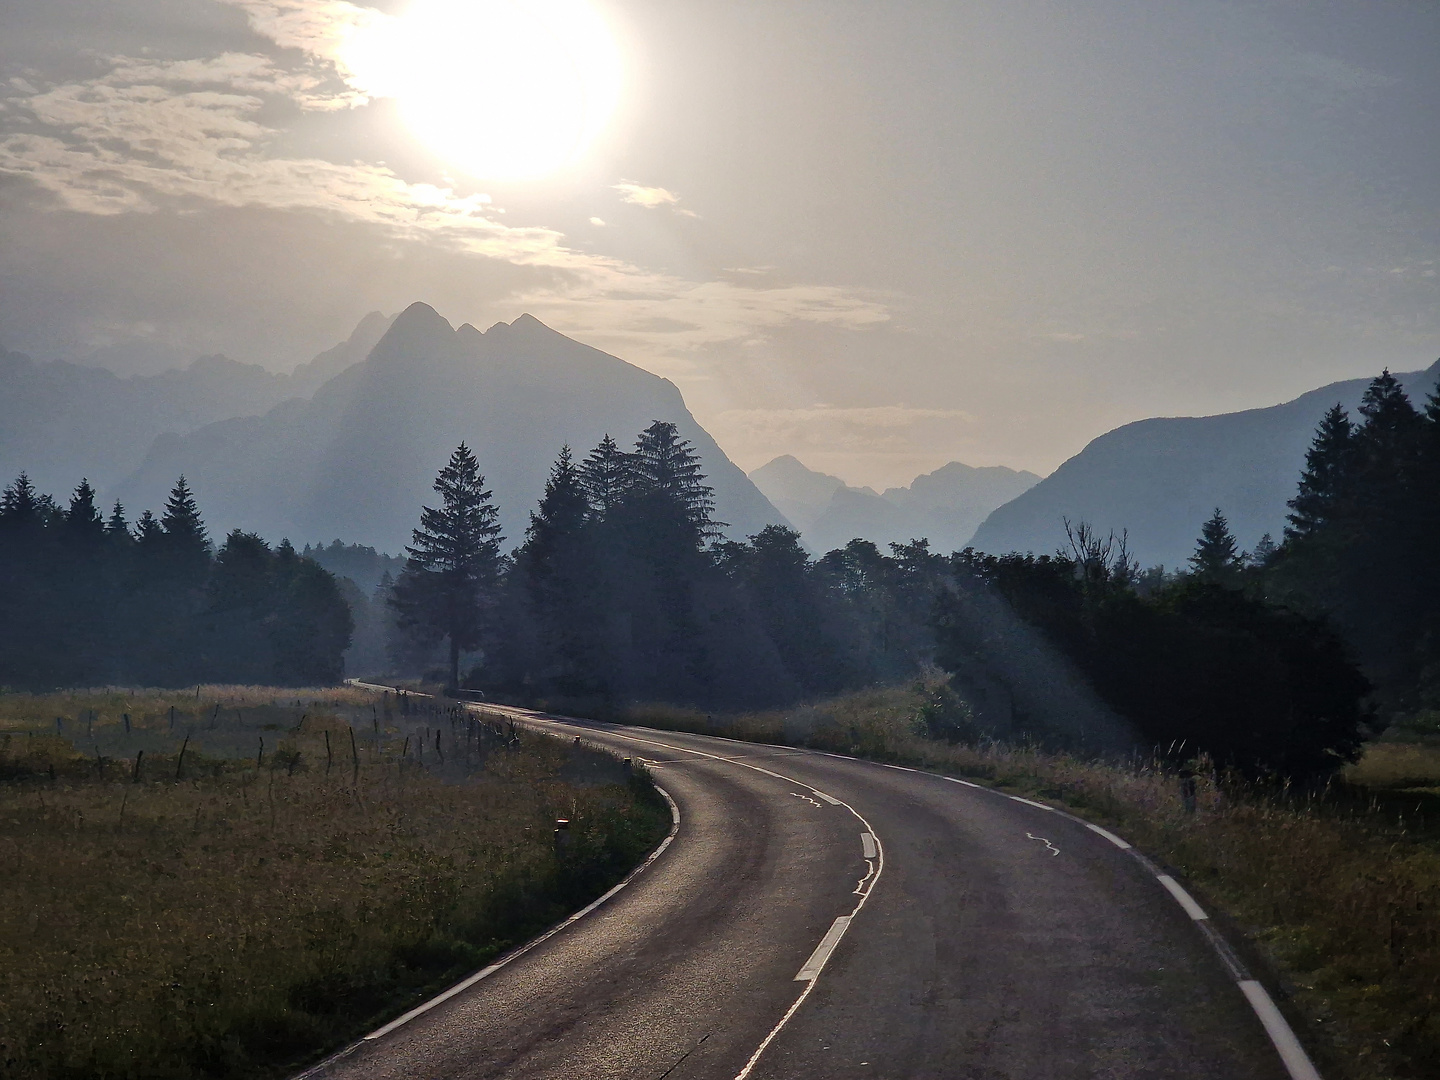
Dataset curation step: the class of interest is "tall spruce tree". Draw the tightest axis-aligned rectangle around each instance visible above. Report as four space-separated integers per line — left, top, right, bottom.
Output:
159 476 211 585
581 434 633 519
390 443 504 689
631 420 720 543
65 480 104 541
522 446 600 691
1189 508 1242 582
1285 403 1354 541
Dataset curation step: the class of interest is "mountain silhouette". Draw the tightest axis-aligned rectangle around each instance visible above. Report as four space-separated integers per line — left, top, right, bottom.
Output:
0 312 392 498
118 304 787 552
970 360 1440 568
750 455 1039 554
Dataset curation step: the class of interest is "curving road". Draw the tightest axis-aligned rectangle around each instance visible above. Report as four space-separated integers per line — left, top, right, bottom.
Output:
303 706 1313 1080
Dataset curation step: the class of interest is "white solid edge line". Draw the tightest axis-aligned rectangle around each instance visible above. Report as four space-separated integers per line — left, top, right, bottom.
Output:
477 705 888 1080
1009 795 1054 811
1239 980 1323 1080
860 832 878 859
794 915 852 981
943 776 984 788
813 788 842 805
1155 874 1210 922
1083 821 1133 849
362 784 681 1042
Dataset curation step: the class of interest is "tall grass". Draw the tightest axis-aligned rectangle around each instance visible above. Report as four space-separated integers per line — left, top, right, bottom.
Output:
0 687 669 1079
620 685 1440 1080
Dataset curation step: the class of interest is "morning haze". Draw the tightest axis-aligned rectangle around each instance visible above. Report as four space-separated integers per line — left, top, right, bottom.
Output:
2 3 1439 1078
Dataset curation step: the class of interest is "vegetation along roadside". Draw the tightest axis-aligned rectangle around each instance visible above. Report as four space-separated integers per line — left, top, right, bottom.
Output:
602 683 1440 1080
0 685 671 1080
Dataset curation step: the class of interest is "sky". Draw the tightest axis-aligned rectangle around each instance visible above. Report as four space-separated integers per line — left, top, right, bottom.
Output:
0 0 1436 488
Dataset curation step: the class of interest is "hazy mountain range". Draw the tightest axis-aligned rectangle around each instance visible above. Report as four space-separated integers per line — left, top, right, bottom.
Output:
113 303 785 552
750 455 1041 554
969 360 1440 569
0 312 393 498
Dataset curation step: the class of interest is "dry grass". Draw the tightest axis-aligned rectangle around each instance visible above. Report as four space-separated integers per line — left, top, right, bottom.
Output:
622 686 1440 1080
0 687 669 1080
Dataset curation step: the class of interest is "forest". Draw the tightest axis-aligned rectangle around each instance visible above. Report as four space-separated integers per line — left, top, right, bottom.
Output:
0 476 352 688
3 370 1435 779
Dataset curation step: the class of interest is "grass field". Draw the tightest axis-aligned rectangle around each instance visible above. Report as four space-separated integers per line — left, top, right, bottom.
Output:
0 686 670 1080
616 685 1440 1080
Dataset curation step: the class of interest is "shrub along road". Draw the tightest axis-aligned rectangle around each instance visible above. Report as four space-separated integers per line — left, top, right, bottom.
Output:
301 708 1302 1080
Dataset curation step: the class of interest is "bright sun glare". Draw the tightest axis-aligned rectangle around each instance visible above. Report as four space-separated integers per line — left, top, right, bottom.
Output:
344 0 622 181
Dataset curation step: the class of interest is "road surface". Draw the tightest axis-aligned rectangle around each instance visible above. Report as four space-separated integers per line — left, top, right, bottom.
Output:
302 707 1310 1080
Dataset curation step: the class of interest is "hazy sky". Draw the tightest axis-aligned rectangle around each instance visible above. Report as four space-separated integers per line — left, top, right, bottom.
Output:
1 0 1436 487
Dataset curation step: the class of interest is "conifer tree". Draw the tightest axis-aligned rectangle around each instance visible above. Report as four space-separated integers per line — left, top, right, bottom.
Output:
133 509 162 546
158 476 211 584
1189 508 1241 582
1356 369 1422 457
65 480 104 540
0 472 41 530
1285 403 1354 541
631 420 720 543
581 434 633 519
105 500 130 540
527 446 588 558
390 443 504 689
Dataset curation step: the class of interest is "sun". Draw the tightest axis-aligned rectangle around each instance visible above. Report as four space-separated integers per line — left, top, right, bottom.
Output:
345 0 622 182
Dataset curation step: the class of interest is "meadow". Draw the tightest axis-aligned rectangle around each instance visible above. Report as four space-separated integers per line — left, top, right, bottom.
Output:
615 685 1440 1080
0 686 669 1079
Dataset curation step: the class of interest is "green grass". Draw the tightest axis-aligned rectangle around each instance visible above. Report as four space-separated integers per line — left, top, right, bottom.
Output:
0 687 670 1079
615 684 1440 1080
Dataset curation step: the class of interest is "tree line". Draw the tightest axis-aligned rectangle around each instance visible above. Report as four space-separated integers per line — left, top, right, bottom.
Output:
0 475 352 688
385 421 939 707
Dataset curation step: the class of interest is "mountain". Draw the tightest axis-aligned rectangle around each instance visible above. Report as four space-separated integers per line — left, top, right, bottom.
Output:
750 455 1040 554
118 303 788 552
970 360 1440 568
748 455 850 533
0 312 392 498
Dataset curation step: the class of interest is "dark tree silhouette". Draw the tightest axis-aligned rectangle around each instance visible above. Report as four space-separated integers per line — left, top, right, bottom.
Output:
390 443 504 690
580 434 632 517
1189 508 1241 582
1285 403 1354 541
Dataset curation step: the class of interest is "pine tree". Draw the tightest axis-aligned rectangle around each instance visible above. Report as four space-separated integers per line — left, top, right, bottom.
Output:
1285 404 1355 541
1250 533 1278 567
1189 508 1241 582
526 446 589 558
65 479 104 541
522 446 602 690
105 500 131 541
389 443 504 689
158 476 210 584
133 509 163 546
0 472 40 530
1358 369 1421 442
631 420 721 543
581 434 633 519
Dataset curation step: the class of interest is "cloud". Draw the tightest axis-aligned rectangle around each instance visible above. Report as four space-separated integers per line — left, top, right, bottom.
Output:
0 6 887 368
613 179 681 209
589 216 605 226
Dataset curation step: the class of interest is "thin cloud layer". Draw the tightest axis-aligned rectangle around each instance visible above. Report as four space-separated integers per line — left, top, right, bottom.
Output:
614 180 680 209
0 0 886 364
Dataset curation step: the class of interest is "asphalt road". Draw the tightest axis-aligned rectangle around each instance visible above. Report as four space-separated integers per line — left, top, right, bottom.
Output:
303 709 1306 1080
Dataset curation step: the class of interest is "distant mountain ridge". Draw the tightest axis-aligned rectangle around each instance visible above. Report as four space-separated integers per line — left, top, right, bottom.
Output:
970 360 1440 568
117 303 787 552
0 312 392 497
750 455 1040 554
